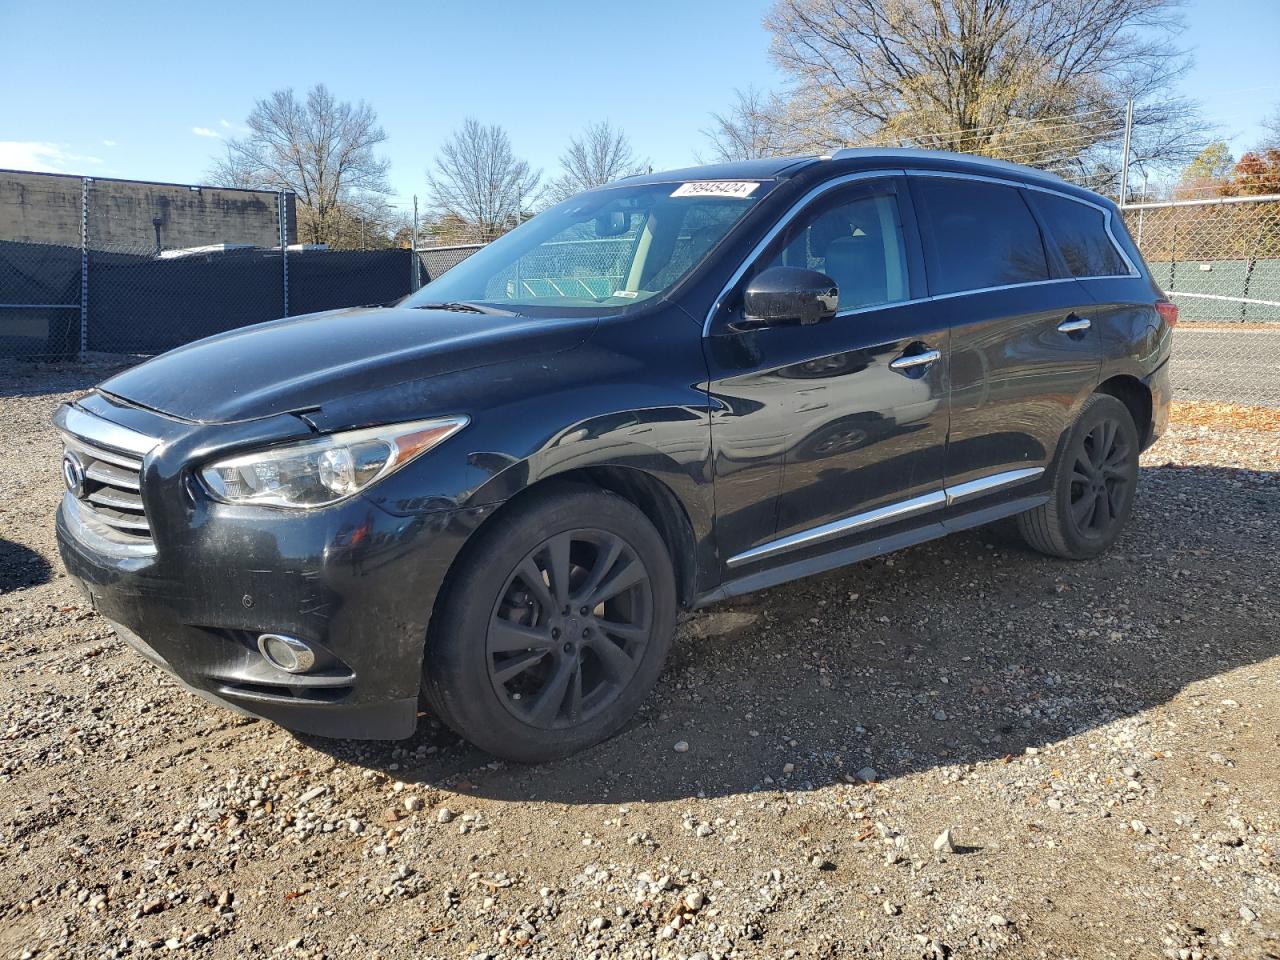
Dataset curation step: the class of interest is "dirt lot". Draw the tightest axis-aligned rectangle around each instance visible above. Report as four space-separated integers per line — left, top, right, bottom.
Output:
1 366 1277 960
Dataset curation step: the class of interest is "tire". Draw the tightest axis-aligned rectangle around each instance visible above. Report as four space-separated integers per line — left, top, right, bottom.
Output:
1017 393 1140 560
422 482 677 762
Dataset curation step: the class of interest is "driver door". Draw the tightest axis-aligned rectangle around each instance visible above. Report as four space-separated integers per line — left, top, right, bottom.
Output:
705 175 950 572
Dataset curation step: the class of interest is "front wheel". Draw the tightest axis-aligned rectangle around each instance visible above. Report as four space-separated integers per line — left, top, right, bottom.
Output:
1017 393 1140 559
422 483 677 762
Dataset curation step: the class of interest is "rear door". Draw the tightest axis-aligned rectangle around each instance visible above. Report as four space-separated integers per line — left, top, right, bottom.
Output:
907 173 1101 497
1021 189 1158 424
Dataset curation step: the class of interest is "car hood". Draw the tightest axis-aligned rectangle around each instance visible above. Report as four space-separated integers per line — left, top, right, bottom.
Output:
99 306 598 424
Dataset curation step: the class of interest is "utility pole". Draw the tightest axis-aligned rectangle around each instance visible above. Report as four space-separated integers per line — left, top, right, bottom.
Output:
1119 98 1134 207
411 195 421 291
278 190 289 317
80 177 91 359
1137 170 1149 245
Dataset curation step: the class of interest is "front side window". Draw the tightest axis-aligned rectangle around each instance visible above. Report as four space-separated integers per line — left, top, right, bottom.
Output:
756 183 911 312
914 178 1050 294
404 181 767 316
1028 191 1131 278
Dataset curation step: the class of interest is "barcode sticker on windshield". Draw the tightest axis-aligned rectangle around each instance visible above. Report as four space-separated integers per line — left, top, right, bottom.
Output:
671 181 760 199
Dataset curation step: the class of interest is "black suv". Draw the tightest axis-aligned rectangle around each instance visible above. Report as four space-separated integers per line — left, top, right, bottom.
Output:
54 149 1173 761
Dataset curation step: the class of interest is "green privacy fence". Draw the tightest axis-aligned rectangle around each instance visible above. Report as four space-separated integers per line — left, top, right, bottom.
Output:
1145 258 1280 323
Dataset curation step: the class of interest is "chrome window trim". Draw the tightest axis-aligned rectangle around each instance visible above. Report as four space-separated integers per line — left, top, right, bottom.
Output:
703 165 1142 337
726 466 1046 568
905 168 1142 279
830 147 1069 184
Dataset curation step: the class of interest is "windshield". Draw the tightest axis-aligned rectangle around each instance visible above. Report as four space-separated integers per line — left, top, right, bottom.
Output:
404 180 769 315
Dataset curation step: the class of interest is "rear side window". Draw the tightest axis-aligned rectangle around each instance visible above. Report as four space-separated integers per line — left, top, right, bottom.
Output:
1028 191 1131 278
913 178 1049 294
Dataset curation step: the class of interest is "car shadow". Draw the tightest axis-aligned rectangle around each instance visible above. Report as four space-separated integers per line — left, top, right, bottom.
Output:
301 461 1280 804
0 539 53 594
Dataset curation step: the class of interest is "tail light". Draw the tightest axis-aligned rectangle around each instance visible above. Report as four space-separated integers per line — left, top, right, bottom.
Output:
1155 299 1179 327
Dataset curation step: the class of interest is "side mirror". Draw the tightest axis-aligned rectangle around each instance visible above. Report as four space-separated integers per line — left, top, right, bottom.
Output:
741 266 839 328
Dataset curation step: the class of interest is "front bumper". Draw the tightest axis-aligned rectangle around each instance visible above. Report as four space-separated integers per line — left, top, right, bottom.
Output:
57 485 491 741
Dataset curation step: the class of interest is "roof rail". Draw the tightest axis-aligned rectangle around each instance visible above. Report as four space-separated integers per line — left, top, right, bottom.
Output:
829 147 1066 183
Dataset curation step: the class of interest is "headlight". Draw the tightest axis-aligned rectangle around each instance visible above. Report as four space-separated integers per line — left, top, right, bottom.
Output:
199 416 468 508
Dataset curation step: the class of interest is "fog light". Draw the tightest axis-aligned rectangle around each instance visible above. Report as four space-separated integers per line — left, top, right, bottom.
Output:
257 633 316 674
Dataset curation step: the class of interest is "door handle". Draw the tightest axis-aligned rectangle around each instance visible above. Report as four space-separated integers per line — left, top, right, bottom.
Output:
889 348 941 371
1057 316 1092 333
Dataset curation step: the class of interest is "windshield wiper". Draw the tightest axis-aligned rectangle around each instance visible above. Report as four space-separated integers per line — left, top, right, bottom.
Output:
412 300 515 317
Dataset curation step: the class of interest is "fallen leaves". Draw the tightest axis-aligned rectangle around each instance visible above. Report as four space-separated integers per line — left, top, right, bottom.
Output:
1171 401 1280 433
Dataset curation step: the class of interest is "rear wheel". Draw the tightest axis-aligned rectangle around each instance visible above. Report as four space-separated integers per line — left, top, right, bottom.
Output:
423 483 676 762
1017 393 1139 559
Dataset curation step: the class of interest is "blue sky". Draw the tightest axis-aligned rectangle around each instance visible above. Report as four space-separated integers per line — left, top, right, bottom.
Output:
1 0 1276 211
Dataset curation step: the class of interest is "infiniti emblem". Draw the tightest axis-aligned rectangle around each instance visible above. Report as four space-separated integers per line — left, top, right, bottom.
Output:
62 451 87 500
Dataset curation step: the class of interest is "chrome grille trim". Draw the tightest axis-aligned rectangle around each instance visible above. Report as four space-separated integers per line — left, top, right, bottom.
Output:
54 404 157 544
84 460 140 491
86 486 145 511
57 403 157 457
61 433 143 470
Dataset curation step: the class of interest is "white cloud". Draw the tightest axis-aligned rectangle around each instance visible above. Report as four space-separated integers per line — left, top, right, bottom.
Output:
102 139 118 148
219 118 232 129
0 141 103 173
192 126 222 139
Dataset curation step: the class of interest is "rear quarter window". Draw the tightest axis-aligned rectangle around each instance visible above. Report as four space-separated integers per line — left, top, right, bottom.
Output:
913 178 1050 294
1027 191 1131 278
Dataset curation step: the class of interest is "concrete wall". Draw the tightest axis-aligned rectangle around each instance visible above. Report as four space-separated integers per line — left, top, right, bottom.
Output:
0 169 296 250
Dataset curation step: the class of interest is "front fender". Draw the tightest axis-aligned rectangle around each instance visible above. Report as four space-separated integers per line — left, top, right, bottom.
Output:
462 396 717 592
319 312 719 585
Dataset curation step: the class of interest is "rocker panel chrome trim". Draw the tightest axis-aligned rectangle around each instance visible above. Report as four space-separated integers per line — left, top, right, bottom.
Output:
727 491 946 568
726 466 1046 568
944 466 1044 506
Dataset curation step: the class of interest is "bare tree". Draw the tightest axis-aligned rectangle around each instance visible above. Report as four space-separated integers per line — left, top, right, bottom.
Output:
208 84 392 247
426 119 541 240
1263 104 1280 148
548 121 647 202
700 87 786 162
762 0 1207 179
325 198 406 250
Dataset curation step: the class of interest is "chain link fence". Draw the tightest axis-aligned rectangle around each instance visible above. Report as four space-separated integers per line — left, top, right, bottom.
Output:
1119 195 1280 407
1 237 419 362
415 243 484 284
1 173 418 363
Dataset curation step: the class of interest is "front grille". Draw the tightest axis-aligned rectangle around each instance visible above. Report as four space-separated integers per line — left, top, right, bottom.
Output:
55 403 159 546
63 435 151 540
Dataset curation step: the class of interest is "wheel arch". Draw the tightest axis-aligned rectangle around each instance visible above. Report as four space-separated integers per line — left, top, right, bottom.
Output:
1095 374 1154 448
430 464 702 653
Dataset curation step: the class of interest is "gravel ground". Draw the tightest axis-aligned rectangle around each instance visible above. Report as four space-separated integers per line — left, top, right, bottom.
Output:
1 365 1277 960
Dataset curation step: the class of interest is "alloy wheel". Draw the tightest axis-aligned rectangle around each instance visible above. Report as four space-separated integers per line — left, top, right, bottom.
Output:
486 529 653 730
1067 416 1134 540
